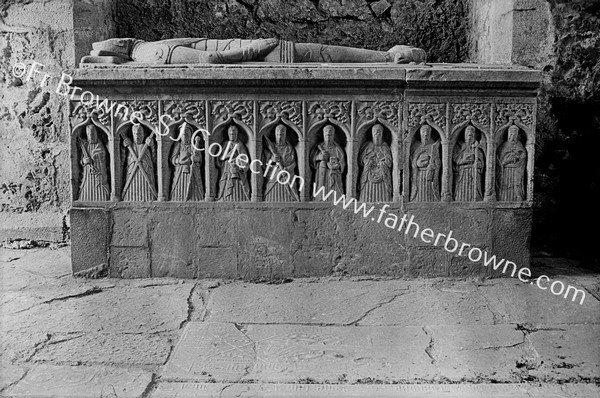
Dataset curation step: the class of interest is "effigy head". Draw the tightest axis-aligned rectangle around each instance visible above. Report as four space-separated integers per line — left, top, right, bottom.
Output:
179 123 192 145
227 125 239 142
92 38 136 59
419 124 432 143
465 125 476 144
275 124 287 144
372 124 384 145
508 125 519 143
86 124 98 144
323 125 335 144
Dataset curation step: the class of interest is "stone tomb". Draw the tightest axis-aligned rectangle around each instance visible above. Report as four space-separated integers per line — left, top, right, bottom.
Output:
69 64 540 279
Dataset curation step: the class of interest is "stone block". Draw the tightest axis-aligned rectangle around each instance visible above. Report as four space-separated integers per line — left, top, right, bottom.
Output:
149 209 198 278
291 208 339 247
291 245 332 277
338 242 407 277
194 208 237 246
196 248 237 278
490 209 532 277
405 247 449 277
70 208 109 274
237 208 292 247
238 244 293 281
449 249 490 277
405 207 490 248
112 208 148 247
110 246 150 278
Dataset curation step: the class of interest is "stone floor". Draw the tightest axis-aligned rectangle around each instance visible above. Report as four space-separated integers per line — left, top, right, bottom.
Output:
1 246 599 397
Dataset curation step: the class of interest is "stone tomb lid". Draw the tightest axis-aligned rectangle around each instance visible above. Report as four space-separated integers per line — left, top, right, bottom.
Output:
71 63 541 89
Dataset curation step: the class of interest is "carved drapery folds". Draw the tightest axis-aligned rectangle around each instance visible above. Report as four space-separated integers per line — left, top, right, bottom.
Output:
70 98 534 204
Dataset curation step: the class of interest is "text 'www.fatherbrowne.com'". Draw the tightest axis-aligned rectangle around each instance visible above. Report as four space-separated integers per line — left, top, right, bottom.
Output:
312 183 586 305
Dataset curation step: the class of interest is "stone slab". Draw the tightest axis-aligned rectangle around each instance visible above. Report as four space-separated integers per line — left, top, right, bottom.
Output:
428 324 525 381
69 208 109 274
205 280 410 325
161 322 435 383
0 212 65 243
3 282 194 334
2 364 151 398
150 382 600 398
32 332 172 366
527 325 600 381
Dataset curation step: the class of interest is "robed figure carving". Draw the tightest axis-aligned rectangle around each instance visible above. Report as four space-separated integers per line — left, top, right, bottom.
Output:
78 124 110 201
122 124 157 201
497 125 527 201
217 125 251 201
311 125 346 200
410 124 441 202
359 124 393 202
170 123 204 201
453 126 485 202
263 124 299 202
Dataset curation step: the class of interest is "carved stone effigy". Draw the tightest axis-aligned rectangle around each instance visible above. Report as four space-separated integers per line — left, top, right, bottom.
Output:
217 125 251 202
310 125 346 201
410 125 441 202
263 124 299 202
69 58 540 279
453 126 486 202
497 125 527 202
121 124 157 202
358 124 393 202
170 123 204 201
77 124 110 201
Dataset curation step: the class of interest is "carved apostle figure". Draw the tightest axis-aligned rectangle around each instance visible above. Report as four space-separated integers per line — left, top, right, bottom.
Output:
497 125 527 201
263 124 299 202
311 125 346 200
453 126 485 202
83 38 427 65
410 124 441 202
170 123 204 201
359 124 393 202
78 124 110 201
122 124 157 201
217 125 251 201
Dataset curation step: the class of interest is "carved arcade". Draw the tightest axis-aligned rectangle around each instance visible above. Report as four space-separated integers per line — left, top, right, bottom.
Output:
70 99 536 205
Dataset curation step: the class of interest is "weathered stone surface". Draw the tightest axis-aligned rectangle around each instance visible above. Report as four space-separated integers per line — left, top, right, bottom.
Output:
527 325 600 381
3 282 194 334
291 245 333 277
355 280 500 326
482 279 600 325
32 332 172 366
490 209 532 276
70 208 109 274
112 208 149 247
206 280 410 325
428 324 525 381
405 247 449 277
162 322 434 383
110 246 151 278
151 382 600 398
2 364 151 398
0 362 27 392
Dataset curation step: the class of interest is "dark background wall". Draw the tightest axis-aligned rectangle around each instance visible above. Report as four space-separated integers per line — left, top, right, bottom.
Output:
115 0 470 63
533 0 599 264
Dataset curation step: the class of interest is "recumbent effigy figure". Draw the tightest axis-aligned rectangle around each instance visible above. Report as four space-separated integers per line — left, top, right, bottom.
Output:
358 124 393 202
82 38 427 65
170 123 204 202
78 124 110 201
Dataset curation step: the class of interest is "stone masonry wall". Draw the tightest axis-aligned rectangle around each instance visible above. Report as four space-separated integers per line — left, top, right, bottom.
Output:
115 0 470 63
0 0 115 242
